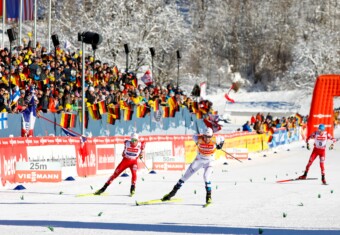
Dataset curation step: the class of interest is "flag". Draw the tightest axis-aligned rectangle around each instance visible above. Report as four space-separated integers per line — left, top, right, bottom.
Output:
98 100 107 114
62 127 78 137
21 96 36 137
10 87 20 105
295 113 303 125
0 0 3 18
79 136 88 163
88 103 101 120
192 101 198 114
141 70 153 86
60 113 76 128
161 106 169 118
6 0 33 21
108 104 120 119
168 96 178 117
123 108 133 121
0 112 8 130
136 104 149 118
131 77 138 88
224 93 235 103
196 111 203 119
107 114 116 125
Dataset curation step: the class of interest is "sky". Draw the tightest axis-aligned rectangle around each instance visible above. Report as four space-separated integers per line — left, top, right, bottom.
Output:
1 89 340 235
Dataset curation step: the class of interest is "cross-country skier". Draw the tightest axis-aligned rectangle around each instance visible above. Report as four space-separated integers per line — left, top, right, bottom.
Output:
162 127 224 205
95 133 145 196
298 124 336 184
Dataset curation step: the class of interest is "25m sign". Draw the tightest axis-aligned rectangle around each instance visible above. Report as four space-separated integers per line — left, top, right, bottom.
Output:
15 162 62 183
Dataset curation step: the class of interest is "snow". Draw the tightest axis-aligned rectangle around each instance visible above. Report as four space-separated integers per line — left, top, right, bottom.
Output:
1 89 340 235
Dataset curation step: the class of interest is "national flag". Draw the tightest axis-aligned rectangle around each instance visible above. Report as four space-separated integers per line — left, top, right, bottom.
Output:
6 0 34 21
192 101 198 114
108 104 120 119
62 127 78 137
10 74 20 87
79 110 89 129
123 108 133 121
98 100 107 114
295 113 303 125
196 111 203 119
0 0 3 18
60 113 76 128
161 106 169 118
130 96 142 105
87 103 101 120
131 77 138 88
107 113 116 125
0 112 8 130
168 96 178 117
224 93 235 103
10 87 20 105
150 99 159 111
21 96 36 137
113 66 119 75
136 104 149 118
141 70 153 86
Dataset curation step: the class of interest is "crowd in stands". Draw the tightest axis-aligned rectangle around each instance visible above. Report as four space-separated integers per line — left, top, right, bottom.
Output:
242 112 308 134
0 39 216 125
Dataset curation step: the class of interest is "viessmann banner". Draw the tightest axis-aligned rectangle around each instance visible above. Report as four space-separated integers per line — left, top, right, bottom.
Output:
0 132 273 186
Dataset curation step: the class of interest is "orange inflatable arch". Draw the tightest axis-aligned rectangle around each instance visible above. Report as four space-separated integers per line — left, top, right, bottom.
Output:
308 74 340 137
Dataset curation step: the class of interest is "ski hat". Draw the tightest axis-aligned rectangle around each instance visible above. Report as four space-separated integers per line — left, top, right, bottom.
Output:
131 133 139 141
318 124 325 131
204 128 213 137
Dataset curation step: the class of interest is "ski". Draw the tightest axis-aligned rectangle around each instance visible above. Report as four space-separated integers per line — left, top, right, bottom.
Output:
276 177 318 183
76 192 109 197
135 198 182 206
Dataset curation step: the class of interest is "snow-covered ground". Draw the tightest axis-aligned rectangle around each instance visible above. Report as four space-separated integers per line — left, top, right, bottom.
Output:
1 133 340 235
2 89 340 235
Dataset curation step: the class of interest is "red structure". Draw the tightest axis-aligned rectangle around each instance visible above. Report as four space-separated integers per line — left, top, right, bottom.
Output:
308 75 340 136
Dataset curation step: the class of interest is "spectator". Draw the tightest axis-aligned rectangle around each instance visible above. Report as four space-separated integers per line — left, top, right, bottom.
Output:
242 121 252 132
253 120 264 134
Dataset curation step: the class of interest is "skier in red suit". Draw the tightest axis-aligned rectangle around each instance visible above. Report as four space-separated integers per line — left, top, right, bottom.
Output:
95 133 145 196
298 124 336 184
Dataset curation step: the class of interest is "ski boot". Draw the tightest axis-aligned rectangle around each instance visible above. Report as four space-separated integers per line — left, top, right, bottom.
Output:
206 191 212 205
130 185 136 197
321 175 327 185
298 171 307 180
94 183 109 195
162 180 183 201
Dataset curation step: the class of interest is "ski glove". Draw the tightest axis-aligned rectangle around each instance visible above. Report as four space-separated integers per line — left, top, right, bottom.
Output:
329 144 334 150
139 154 143 159
306 142 310 150
216 142 224 150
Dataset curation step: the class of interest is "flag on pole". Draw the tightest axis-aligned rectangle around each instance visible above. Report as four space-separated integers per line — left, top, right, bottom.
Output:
0 112 8 130
0 0 3 18
6 0 33 21
21 96 36 137
224 93 235 103
62 127 78 137
141 70 153 86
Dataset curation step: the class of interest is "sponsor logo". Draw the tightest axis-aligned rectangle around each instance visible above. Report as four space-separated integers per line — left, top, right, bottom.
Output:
313 114 332 119
15 170 61 182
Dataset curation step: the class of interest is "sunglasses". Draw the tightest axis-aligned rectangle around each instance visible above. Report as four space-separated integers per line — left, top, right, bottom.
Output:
131 138 138 142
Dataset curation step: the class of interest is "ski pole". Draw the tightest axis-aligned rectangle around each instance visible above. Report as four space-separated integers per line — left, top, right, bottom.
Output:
219 149 243 163
139 156 150 171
